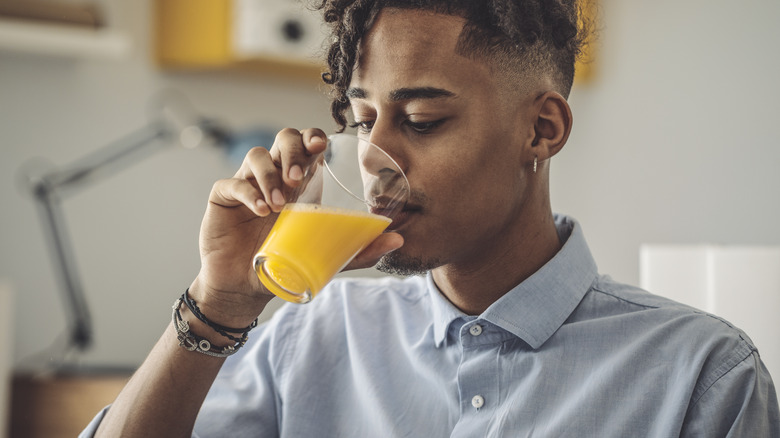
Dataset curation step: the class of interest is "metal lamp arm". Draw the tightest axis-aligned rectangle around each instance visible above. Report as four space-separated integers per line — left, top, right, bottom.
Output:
31 121 171 352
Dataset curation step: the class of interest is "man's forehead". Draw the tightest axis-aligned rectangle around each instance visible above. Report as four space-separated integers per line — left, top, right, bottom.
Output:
351 9 477 98
372 10 463 39
358 9 466 64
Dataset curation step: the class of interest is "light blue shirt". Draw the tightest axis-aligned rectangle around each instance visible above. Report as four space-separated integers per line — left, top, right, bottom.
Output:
82 216 779 437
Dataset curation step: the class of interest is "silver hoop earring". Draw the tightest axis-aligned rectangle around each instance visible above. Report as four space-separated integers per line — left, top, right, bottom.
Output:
533 156 538 173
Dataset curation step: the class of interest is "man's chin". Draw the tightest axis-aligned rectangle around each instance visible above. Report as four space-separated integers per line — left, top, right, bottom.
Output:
375 251 438 277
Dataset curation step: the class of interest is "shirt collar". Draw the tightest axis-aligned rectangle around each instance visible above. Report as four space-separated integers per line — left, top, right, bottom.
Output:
427 215 598 349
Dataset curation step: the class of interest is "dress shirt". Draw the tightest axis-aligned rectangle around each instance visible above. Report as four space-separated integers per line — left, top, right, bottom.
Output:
81 215 779 437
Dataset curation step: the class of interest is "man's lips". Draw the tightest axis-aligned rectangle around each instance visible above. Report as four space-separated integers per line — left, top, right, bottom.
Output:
370 205 420 231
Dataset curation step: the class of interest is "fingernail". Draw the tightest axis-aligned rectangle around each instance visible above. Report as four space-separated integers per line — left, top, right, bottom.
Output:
271 189 285 206
310 135 325 145
255 199 270 216
289 165 303 181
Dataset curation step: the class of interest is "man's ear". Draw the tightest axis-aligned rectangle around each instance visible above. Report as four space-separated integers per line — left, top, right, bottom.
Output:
531 91 572 161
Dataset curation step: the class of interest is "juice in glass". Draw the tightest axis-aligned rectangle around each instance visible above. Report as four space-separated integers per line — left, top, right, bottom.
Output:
254 203 391 303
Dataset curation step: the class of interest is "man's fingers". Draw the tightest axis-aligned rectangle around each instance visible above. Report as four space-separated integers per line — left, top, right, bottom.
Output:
300 128 328 154
345 232 404 271
234 146 286 212
219 127 332 218
273 128 328 187
209 177 272 217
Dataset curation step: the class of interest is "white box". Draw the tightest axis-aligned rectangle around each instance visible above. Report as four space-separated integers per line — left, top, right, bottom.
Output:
233 0 328 63
640 245 780 384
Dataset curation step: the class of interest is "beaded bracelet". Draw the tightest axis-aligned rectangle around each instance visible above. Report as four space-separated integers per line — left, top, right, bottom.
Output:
172 297 245 358
182 289 258 343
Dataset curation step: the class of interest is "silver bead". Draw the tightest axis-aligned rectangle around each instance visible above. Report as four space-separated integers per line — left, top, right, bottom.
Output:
181 336 197 351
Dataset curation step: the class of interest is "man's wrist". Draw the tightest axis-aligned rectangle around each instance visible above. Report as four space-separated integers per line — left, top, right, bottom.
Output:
187 279 272 329
177 302 237 349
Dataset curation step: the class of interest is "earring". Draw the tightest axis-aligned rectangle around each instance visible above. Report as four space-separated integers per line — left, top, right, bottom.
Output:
533 156 538 173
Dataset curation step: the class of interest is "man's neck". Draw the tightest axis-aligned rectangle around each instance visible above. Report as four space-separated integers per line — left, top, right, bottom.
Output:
431 213 562 315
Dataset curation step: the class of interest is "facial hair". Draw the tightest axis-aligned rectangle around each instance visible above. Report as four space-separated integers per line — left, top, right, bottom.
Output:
375 189 438 276
375 250 440 277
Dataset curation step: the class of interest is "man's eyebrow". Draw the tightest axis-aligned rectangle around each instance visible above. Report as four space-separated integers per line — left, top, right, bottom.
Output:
346 87 367 100
346 87 456 101
389 87 456 101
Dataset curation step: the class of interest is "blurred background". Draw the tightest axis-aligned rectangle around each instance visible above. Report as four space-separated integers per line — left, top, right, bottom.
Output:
1 0 779 435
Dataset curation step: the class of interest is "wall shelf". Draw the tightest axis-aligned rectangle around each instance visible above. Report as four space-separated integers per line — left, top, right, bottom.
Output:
154 0 325 82
0 18 131 60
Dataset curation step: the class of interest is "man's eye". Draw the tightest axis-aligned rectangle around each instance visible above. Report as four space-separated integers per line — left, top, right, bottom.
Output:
348 120 375 133
406 119 445 133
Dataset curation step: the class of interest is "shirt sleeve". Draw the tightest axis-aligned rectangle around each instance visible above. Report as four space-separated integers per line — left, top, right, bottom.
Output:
681 348 780 437
191 334 281 437
193 302 300 437
78 405 208 438
78 406 109 438
78 303 298 438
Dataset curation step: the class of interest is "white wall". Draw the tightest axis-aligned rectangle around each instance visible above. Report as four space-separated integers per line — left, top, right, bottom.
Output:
554 0 780 286
1 0 778 371
0 0 333 369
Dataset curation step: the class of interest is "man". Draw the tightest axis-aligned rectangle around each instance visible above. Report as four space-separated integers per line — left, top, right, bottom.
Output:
84 0 779 436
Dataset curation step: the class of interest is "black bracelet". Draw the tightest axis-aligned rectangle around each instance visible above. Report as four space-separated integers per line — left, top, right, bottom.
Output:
182 289 258 342
172 298 244 358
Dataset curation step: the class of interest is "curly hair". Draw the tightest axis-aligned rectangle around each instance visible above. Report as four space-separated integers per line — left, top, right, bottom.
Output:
313 0 590 131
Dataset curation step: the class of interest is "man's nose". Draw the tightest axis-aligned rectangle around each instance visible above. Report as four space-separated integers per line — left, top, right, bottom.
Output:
357 137 408 209
365 118 407 174
359 140 397 178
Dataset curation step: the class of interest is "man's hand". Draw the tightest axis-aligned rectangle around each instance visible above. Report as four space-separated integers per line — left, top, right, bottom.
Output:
189 128 403 326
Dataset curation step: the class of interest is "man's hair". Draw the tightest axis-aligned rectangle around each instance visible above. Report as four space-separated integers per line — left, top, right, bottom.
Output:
314 0 591 130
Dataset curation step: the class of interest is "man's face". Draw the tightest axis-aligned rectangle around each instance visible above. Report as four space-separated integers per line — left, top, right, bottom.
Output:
348 8 539 275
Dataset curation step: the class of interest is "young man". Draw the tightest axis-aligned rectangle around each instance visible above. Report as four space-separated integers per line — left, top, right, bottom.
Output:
84 1 779 436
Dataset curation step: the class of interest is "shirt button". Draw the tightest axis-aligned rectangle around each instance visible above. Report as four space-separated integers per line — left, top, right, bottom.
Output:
471 395 485 409
469 324 483 336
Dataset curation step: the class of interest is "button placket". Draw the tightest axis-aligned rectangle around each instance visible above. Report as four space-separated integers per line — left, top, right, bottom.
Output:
451 322 500 437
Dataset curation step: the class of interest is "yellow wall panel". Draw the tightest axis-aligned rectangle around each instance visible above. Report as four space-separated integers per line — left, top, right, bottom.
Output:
155 0 232 67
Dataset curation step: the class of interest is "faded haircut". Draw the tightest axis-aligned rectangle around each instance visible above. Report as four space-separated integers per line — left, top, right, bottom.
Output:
313 0 591 130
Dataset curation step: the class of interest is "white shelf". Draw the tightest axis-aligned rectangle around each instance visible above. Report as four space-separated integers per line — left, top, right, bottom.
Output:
0 18 131 60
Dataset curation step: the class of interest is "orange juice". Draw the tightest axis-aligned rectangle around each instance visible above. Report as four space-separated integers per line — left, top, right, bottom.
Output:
253 203 391 303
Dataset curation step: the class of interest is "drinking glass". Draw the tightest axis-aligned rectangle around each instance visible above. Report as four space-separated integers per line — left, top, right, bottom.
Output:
253 133 410 303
